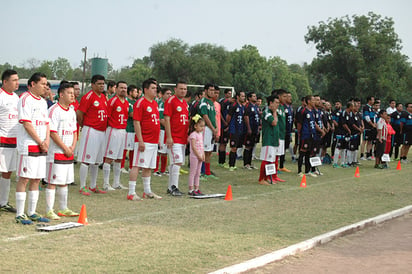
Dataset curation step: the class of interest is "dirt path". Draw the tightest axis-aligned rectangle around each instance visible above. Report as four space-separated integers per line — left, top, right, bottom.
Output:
247 213 412 274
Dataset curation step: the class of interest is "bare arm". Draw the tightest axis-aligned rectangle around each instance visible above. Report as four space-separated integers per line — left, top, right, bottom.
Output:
76 110 84 127
164 116 173 148
134 120 145 152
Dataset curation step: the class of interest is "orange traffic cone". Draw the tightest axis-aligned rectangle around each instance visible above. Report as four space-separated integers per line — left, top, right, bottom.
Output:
224 185 233 201
396 160 402 170
77 204 88 225
300 174 307 188
354 166 360 178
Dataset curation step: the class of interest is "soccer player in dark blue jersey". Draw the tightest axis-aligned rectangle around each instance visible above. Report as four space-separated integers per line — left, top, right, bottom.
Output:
390 103 403 159
400 103 412 163
243 92 260 169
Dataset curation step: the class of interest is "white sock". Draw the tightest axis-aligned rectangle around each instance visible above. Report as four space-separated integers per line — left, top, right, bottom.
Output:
168 164 174 190
341 150 347 164
79 163 89 188
128 181 136 195
89 164 98 189
113 162 121 187
57 186 68 210
15 192 26 217
252 146 256 157
103 163 111 187
142 177 151 194
27 190 39 216
353 150 358 163
0 177 11 206
171 164 180 188
45 188 55 212
333 148 340 165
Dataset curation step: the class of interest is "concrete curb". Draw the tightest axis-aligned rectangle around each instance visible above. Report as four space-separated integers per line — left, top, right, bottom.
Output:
210 205 412 274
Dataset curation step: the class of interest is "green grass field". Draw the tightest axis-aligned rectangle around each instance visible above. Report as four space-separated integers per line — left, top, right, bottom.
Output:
1 155 411 273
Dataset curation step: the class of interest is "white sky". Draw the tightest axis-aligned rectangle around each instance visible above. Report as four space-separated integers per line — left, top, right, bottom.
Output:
1 0 411 69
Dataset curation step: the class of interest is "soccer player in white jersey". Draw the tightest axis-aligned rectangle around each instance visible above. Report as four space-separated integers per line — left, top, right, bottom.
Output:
0 70 19 213
45 83 79 220
77 75 108 195
102 81 129 191
15 73 50 224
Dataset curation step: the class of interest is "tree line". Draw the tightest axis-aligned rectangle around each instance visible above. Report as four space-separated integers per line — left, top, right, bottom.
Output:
1 12 411 104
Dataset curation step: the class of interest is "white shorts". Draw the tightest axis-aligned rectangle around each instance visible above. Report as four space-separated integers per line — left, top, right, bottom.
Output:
133 142 158 169
158 130 167 154
0 147 17 172
168 144 186 165
125 132 135 151
203 127 214 152
45 162 74 185
260 146 279 162
17 154 46 179
104 127 126 160
77 126 106 164
277 140 285 156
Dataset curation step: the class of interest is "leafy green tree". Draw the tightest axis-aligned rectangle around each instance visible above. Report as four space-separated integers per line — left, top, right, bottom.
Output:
52 57 73 80
38 61 53 79
305 12 411 103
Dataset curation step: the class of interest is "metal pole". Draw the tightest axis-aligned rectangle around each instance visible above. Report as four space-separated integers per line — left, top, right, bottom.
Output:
81 47 87 94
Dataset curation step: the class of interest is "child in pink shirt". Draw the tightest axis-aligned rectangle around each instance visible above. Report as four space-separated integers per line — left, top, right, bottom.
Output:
188 114 205 196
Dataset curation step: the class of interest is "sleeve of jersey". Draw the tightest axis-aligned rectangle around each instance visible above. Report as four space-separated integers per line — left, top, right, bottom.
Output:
199 100 207 116
48 110 58 132
78 94 90 113
228 105 236 116
18 98 32 123
163 99 171 117
263 110 274 123
133 103 142 121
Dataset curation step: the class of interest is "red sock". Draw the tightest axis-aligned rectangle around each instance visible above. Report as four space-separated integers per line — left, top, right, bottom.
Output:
154 155 160 173
121 150 127 169
129 150 134 169
205 162 211 175
160 154 168 173
274 157 279 178
259 161 267 181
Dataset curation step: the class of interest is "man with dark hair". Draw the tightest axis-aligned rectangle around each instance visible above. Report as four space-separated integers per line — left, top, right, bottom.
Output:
15 72 50 224
225 91 246 171
243 92 260 169
375 109 388 168
102 81 129 191
386 99 396 115
0 69 19 213
77 74 108 195
106 80 116 100
164 81 189 196
360 96 375 160
277 89 292 173
400 103 412 163
331 100 342 157
199 83 218 179
293 97 306 161
311 95 326 175
189 90 203 118
217 89 233 168
390 103 403 160
127 79 161 200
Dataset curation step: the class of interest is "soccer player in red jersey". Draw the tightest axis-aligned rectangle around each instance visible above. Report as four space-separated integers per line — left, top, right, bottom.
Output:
102 81 129 191
127 79 161 200
164 81 189 196
76 75 108 195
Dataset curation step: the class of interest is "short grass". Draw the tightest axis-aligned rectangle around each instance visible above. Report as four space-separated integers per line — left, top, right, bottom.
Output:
0 154 411 273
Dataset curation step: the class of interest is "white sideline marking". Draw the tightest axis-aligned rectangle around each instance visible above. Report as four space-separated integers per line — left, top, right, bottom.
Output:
209 205 412 274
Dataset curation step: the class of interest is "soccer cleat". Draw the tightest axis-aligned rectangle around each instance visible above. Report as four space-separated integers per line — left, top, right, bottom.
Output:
170 185 184 197
401 159 408 164
57 208 79 217
360 157 367 160
314 169 324 176
162 171 170 176
297 172 305 177
15 214 33 225
28 213 50 223
120 168 129 174
273 176 286 182
195 189 204 196
374 164 384 169
228 166 236 172
127 193 142 201
204 174 219 180
258 180 271 186
279 167 292 173
154 171 162 177
46 210 61 220
113 183 128 190
332 163 341 168
143 192 162 199
102 185 116 191
341 164 350 168
306 172 317 178
89 187 107 194
79 187 91 196
0 202 17 213
199 175 207 181
179 168 188 175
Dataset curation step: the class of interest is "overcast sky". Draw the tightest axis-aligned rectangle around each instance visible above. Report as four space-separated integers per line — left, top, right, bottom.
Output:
2 0 411 69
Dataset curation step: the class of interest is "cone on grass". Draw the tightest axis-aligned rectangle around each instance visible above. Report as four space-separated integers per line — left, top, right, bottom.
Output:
224 185 232 201
396 160 402 170
354 166 360 178
77 204 88 225
300 174 307 188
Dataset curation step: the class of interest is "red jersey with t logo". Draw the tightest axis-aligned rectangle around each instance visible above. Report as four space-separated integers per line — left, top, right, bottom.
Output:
107 96 129 129
133 97 160 144
164 95 189 144
78 90 108 131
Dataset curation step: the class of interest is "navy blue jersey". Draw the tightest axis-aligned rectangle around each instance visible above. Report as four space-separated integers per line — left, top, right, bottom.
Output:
390 111 402 131
295 105 305 127
401 111 412 133
362 104 374 129
220 98 232 124
284 104 294 134
332 108 342 125
244 102 260 134
341 110 353 134
227 102 245 134
300 108 317 139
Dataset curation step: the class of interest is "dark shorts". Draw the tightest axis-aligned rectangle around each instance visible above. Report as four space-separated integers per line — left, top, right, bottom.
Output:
229 133 245 148
311 139 321 155
322 132 332 148
244 133 259 148
393 132 403 147
219 129 229 144
335 135 349 150
364 129 376 141
403 132 412 145
375 141 386 158
348 134 361 151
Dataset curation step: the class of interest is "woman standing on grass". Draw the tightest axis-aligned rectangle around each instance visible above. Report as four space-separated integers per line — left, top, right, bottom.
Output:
188 114 205 196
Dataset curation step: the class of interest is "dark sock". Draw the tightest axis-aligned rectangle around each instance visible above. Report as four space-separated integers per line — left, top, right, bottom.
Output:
229 151 236 167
